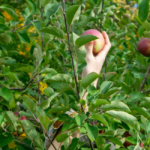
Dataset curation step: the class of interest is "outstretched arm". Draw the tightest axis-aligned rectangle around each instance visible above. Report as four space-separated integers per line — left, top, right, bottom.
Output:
82 31 111 101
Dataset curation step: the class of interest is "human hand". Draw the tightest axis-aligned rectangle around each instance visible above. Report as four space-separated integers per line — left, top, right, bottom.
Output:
82 31 111 87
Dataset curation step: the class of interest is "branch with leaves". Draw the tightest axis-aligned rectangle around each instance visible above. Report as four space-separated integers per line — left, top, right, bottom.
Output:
61 0 81 104
139 65 150 92
9 72 38 91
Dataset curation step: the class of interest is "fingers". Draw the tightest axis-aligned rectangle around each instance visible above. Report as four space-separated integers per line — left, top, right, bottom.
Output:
96 31 111 60
85 41 94 61
102 31 111 47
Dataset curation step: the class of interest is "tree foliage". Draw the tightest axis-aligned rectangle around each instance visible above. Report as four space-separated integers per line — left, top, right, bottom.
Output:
0 0 150 149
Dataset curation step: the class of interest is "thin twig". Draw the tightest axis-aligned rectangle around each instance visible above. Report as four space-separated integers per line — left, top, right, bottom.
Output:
9 72 38 91
15 137 35 150
61 0 82 109
139 65 150 92
32 114 57 150
6 18 44 33
89 139 94 150
99 0 104 31
41 6 45 52
142 90 150 94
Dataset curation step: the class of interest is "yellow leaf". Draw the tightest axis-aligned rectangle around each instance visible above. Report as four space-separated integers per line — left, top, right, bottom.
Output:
19 132 27 140
8 141 17 149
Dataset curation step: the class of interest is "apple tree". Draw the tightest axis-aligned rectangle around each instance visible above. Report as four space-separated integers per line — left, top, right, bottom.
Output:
0 0 150 149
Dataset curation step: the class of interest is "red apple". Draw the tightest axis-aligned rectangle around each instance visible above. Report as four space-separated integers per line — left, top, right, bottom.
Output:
123 131 135 148
137 38 150 57
140 143 143 147
81 29 105 55
14 111 19 117
19 116 27 120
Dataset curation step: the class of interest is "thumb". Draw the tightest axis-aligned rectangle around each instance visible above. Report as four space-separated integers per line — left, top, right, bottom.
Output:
85 41 94 61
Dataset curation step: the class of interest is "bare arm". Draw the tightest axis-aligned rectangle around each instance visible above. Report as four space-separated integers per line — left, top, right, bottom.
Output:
82 31 111 101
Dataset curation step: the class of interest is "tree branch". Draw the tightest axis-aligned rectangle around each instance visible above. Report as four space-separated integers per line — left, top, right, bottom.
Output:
41 6 45 52
61 0 82 108
6 18 43 33
33 115 57 150
15 137 35 150
142 90 150 94
9 72 38 91
139 65 150 92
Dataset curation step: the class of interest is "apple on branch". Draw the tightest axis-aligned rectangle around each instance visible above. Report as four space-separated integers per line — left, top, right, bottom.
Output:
81 29 105 55
137 38 150 57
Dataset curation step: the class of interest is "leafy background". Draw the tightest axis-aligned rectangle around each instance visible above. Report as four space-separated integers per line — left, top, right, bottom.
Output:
0 0 150 149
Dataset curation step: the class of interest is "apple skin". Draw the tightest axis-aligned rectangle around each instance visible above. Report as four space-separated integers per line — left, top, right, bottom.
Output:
19 116 27 120
81 29 105 55
137 38 150 57
13 112 27 120
123 131 135 148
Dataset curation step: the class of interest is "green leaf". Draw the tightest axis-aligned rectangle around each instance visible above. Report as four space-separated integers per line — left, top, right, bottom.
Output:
106 110 139 131
36 107 51 130
43 87 54 96
56 132 70 143
80 72 100 89
105 72 117 80
33 43 43 67
62 123 75 132
126 92 144 104
68 138 79 150
0 16 5 24
77 47 86 64
44 4 60 19
76 35 99 48
0 5 18 20
138 26 145 37
105 137 123 146
0 87 13 101
40 68 57 74
102 130 115 137
90 113 109 127
0 33 12 43
84 122 98 142
18 65 34 73
9 97 15 109
103 87 121 98
66 5 80 27
75 113 87 127
5 111 18 129
40 93 59 109
40 27 65 39
93 99 110 107
21 96 37 113
0 113 4 125
138 0 150 22
32 20 42 34
0 134 14 147
96 135 106 149
130 107 150 119
100 81 113 94
48 106 70 114
102 101 130 112
26 0 36 13
20 120 44 149
44 74 73 84
17 30 30 44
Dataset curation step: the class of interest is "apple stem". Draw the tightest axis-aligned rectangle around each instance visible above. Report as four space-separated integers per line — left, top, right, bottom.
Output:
139 65 150 92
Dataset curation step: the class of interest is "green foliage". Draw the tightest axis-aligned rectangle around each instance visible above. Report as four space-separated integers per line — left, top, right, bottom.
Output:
0 0 150 149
